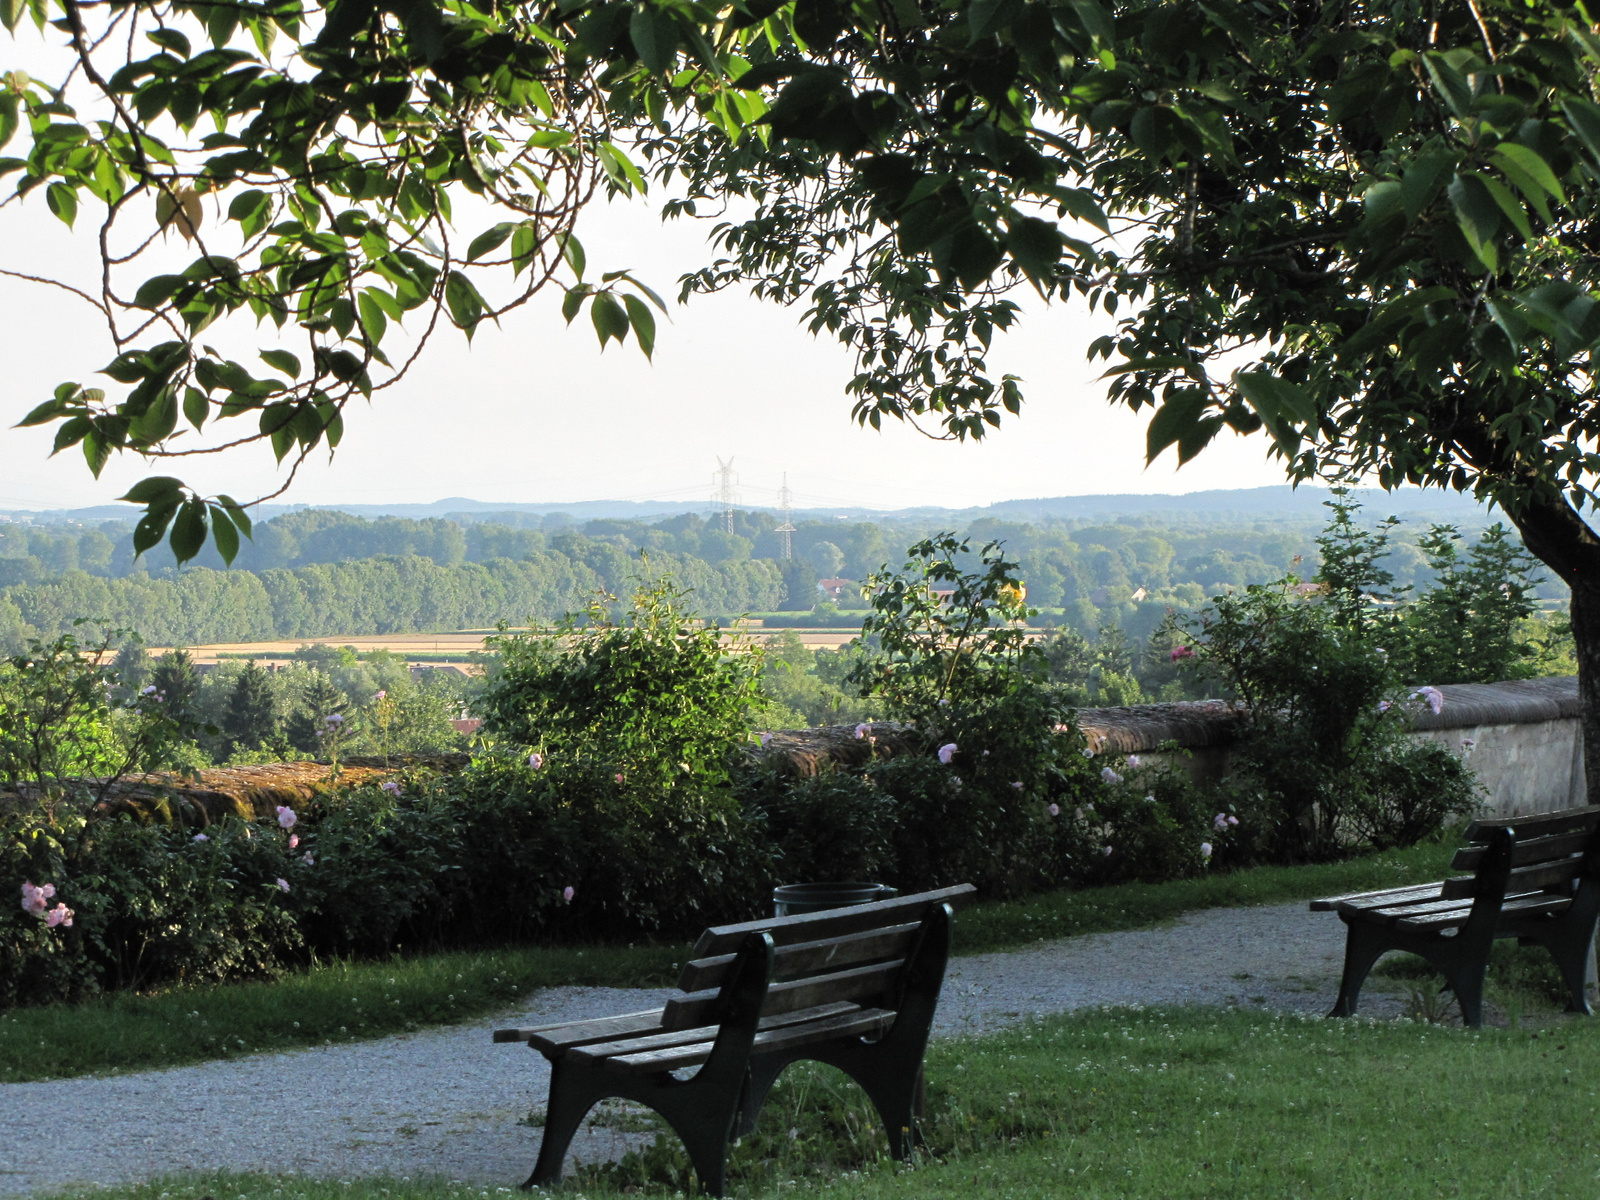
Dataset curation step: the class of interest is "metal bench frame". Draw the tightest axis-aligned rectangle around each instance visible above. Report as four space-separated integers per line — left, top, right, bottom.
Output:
1312 806 1600 1027
494 883 973 1195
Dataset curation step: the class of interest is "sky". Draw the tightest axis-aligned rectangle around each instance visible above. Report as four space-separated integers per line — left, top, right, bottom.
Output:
0 133 1295 516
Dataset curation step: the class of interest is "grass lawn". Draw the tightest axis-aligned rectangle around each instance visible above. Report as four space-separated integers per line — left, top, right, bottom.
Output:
0 842 1459 1083
38 1003 1600 1199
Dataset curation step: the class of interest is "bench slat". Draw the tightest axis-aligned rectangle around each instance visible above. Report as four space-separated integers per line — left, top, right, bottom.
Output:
1362 896 1473 925
1440 858 1584 901
1465 805 1600 842
691 884 975 956
567 1002 867 1065
1311 883 1443 913
677 922 921 993
598 1007 898 1076
1451 828 1594 871
1394 893 1572 932
493 1008 666 1050
663 958 905 1030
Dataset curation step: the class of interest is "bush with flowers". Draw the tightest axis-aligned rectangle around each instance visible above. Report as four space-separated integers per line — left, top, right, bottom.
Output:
1174 507 1480 860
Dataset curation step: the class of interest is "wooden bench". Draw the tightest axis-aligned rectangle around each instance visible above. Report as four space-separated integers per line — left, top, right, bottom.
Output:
1311 805 1600 1027
494 883 976 1195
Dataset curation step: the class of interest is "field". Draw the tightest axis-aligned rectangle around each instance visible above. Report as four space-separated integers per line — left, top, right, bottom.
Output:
150 626 875 666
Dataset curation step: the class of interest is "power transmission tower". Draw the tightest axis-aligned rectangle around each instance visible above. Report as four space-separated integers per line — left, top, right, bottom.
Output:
711 457 739 534
775 473 796 559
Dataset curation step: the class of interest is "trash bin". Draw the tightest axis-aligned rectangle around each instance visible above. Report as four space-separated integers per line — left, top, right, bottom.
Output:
772 881 896 917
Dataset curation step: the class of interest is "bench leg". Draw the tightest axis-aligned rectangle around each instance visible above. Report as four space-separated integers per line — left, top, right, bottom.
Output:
525 1059 608 1190
733 1057 785 1140
1329 922 1389 1018
1444 958 1489 1029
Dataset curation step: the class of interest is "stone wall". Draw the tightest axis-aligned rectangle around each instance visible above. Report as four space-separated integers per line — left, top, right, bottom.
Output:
1075 677 1584 819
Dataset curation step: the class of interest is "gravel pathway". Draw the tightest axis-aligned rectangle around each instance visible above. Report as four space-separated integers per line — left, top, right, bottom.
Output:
0 901 1388 1199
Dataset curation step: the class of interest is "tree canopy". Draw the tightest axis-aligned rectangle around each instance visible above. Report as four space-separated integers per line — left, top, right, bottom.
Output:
8 0 1600 680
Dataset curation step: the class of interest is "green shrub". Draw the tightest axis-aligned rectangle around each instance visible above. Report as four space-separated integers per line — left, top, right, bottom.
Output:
746 767 895 885
0 809 301 1008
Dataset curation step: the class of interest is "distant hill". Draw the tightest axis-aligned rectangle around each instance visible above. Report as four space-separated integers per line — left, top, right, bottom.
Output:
0 484 1499 527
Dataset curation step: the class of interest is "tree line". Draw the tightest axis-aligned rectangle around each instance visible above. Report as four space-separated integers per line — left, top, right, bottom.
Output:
0 503 1564 652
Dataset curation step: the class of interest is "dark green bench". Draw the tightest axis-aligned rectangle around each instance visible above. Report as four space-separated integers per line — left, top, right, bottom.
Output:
1311 805 1600 1027
494 883 975 1195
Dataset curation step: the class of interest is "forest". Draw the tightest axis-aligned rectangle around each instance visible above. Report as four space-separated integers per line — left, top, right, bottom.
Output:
0 501 1568 654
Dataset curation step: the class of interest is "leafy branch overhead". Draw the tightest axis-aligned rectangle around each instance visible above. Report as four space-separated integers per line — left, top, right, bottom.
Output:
0 0 674 561
9 0 1600 580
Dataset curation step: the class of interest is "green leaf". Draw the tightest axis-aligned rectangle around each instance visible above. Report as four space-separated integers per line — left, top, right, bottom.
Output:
623 293 656 358
630 5 679 74
591 291 630 347
0 94 17 152
132 504 178 557
17 398 63 427
1447 174 1500 271
1066 0 1114 42
1234 371 1318 424
209 502 240 563
1492 143 1564 205
1400 151 1453 223
968 0 1019 41
1473 171 1531 242
1099 355 1210 383
562 231 586 279
45 182 77 228
130 386 179 443
1145 391 1207 463
1338 286 1457 361
216 494 252 537
356 292 387 345
467 222 514 262
260 349 301 379
0 0 23 33
170 498 208 563
510 224 539 277
1423 52 1473 121
562 283 593 324
1054 187 1110 234
444 269 485 335
134 275 186 310
1561 97 1600 165
1005 215 1062 284
118 476 185 504
183 385 208 431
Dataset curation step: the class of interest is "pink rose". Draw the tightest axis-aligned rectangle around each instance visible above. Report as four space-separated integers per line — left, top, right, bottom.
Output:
275 878 291 893
527 752 544 770
381 781 401 796
302 851 315 866
613 773 624 784
937 743 958 765
562 886 575 903
276 806 297 830
289 834 299 849
20 882 53 917
45 903 73 928
1047 803 1060 817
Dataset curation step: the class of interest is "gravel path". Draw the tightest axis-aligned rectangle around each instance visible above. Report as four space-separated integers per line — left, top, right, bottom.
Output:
0 901 1388 1199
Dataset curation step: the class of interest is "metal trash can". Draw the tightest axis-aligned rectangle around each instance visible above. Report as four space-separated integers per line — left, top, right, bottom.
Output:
772 881 896 917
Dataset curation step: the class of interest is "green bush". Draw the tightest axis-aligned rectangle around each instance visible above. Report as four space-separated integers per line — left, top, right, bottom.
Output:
746 766 895 886
1 809 301 1008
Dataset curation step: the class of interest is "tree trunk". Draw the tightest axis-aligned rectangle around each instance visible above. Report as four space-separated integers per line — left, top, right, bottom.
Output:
1502 495 1600 807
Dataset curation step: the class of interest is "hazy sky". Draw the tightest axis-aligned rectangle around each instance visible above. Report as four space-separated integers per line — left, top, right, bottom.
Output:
0 172 1294 515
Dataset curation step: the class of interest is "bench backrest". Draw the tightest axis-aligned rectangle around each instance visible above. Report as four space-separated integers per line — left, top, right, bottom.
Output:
661 883 976 1031
1443 806 1600 901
